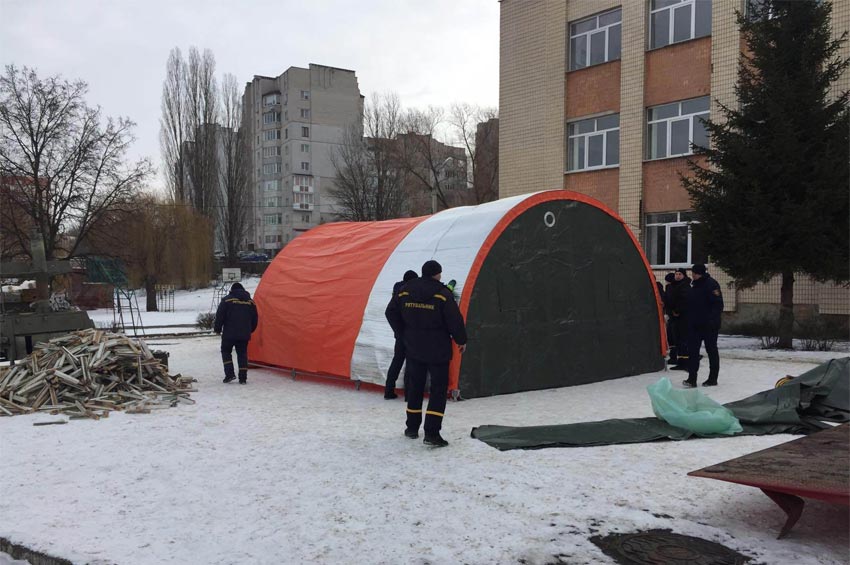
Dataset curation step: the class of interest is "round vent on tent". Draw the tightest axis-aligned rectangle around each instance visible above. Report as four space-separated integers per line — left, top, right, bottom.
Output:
543 211 556 228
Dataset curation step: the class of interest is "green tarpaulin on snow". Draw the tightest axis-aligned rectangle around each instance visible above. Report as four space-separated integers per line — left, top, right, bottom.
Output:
471 357 849 451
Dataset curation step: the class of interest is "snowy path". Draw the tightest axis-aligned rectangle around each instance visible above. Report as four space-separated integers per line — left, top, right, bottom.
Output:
1 336 847 564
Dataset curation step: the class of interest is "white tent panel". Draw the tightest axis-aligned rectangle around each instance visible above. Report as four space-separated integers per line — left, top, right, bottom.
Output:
349 192 537 385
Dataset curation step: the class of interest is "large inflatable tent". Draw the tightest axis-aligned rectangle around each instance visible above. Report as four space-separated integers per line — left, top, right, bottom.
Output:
248 190 666 398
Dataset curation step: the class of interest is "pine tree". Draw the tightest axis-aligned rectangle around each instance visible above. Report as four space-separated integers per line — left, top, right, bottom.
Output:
684 0 849 349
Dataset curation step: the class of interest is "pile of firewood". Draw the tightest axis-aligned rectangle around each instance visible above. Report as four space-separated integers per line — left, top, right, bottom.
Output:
0 329 195 420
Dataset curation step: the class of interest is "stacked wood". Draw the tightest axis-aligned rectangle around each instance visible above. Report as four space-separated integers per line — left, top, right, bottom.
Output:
0 329 195 420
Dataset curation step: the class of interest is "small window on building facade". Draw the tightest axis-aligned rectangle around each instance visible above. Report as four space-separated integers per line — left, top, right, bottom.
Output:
302 213 311 223
262 162 281 175
264 214 282 225
569 8 622 70
262 146 281 157
263 111 281 124
301 161 310 171
301 90 310 100
567 114 620 171
263 180 280 191
301 126 310 138
650 0 712 50
300 108 310 119
647 96 709 159
645 211 705 267
301 143 310 153
264 129 281 141
263 94 280 106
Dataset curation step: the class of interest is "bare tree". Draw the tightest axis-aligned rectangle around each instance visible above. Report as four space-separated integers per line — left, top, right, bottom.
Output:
398 106 467 213
329 93 408 221
184 47 219 218
159 48 188 203
217 73 250 265
449 103 498 205
0 65 151 261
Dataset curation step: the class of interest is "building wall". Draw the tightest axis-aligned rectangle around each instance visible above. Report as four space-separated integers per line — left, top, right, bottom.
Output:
564 168 619 212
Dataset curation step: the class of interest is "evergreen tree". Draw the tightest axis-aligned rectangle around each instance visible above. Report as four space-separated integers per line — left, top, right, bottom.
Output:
684 0 849 348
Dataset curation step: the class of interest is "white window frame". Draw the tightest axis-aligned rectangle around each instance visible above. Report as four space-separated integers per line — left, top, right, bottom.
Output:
566 114 620 171
300 90 310 100
645 211 701 267
301 143 310 153
646 96 709 160
263 111 280 124
262 146 281 158
263 180 280 192
568 8 622 70
263 130 281 141
649 0 712 50
300 108 310 119
262 162 281 175
263 213 282 225
263 93 280 106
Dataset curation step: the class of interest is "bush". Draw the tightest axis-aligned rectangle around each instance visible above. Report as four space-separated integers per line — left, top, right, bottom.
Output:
196 312 216 330
794 317 840 352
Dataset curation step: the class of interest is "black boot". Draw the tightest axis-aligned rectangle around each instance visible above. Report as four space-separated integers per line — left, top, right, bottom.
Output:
223 375 236 383
404 428 418 439
682 379 697 388
423 433 448 447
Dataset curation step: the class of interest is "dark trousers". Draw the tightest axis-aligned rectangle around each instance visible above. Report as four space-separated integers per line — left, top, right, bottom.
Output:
687 326 719 383
404 358 449 436
221 338 248 381
671 317 689 365
384 338 406 393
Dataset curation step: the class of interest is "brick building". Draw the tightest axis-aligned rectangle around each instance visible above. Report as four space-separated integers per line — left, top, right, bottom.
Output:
499 0 850 322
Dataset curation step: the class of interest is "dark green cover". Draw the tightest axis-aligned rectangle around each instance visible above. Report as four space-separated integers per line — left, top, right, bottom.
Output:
471 358 849 450
460 200 664 398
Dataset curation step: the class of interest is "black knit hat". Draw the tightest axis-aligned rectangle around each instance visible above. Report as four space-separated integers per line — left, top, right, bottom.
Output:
664 273 676 283
675 268 688 276
403 270 418 282
231 282 245 292
691 264 707 275
421 260 442 278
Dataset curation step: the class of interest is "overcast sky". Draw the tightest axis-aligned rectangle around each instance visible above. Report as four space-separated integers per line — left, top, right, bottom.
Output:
0 0 499 191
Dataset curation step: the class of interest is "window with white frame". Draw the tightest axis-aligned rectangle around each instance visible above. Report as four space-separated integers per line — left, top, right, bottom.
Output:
300 161 310 171
301 126 310 138
294 192 314 206
264 214 282 225
301 213 311 223
263 180 280 191
263 129 281 141
300 90 310 100
645 211 706 266
649 0 712 50
262 146 281 158
567 114 620 171
647 96 709 159
569 8 622 70
294 175 312 189
262 162 281 175
263 111 281 124
300 108 310 119
301 143 310 153
263 93 280 106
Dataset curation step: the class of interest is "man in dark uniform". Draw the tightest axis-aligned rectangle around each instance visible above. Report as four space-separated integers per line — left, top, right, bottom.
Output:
384 269 419 399
214 282 259 384
385 260 468 447
683 264 723 388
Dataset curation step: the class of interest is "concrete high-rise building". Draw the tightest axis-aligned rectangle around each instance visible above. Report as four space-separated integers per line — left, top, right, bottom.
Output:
242 64 363 256
499 0 850 322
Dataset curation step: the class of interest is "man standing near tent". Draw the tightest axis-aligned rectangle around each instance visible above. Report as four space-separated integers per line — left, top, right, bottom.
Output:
683 264 723 388
384 269 419 399
214 282 259 384
386 260 468 447
667 268 691 370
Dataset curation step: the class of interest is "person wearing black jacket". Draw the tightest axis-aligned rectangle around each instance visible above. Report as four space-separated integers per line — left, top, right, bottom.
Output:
385 260 468 447
667 268 691 370
214 283 259 384
384 269 419 399
683 264 723 388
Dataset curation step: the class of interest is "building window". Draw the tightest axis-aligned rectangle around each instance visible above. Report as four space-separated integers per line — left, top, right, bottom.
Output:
262 162 281 175
301 126 310 138
263 129 281 141
649 0 712 50
264 213 282 225
263 93 280 106
262 146 281 157
300 108 310 119
567 114 620 171
294 175 312 189
285 128 288 139
266 196 283 207
569 8 622 70
645 211 705 267
647 96 709 159
301 213 311 223
301 90 310 100
301 161 310 171
264 235 282 244
263 111 281 124
263 180 280 191
301 143 310 153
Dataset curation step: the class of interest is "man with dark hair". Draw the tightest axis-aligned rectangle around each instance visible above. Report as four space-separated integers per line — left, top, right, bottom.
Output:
214 282 259 384
386 260 467 447
683 264 723 388
384 269 419 399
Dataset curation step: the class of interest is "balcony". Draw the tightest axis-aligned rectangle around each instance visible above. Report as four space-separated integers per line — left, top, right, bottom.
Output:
293 202 314 211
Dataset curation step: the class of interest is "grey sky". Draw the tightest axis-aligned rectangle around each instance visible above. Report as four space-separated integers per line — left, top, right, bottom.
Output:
0 0 499 191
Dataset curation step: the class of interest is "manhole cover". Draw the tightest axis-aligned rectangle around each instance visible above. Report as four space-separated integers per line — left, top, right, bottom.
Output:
590 529 751 565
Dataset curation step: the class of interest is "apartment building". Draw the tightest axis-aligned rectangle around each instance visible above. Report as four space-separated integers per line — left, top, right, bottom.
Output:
242 64 363 256
499 0 850 321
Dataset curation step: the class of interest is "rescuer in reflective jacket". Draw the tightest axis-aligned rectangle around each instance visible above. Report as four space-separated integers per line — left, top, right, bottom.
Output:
385 260 467 447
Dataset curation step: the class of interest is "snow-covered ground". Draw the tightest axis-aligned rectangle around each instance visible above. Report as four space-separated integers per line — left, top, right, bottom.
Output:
1 334 848 564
